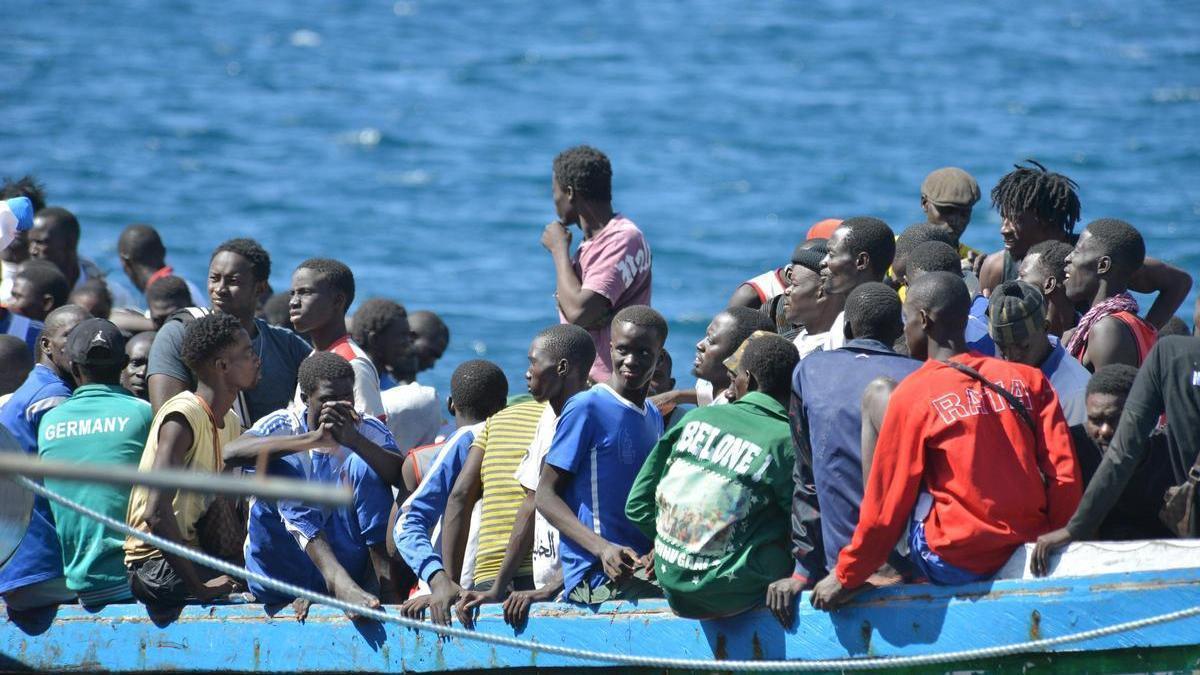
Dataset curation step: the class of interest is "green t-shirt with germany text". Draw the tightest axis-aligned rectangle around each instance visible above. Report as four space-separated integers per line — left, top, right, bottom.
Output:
38 384 153 595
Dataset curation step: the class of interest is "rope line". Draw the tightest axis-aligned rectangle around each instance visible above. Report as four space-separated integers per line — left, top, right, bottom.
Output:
16 476 1200 671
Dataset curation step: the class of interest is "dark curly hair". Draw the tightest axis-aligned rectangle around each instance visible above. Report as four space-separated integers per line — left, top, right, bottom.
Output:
36 207 80 243
840 216 896 278
990 160 1081 235
296 257 355 309
298 351 355 397
612 305 668 344
450 359 508 420
211 238 271 282
740 333 799 398
907 241 962 277
722 306 777 349
352 298 408 350
146 275 192 307
181 313 244 371
534 323 596 374
895 223 956 261
17 260 70 309
1083 218 1145 278
1026 240 1073 283
0 175 47 212
845 282 902 343
553 145 612 202
1086 363 1139 399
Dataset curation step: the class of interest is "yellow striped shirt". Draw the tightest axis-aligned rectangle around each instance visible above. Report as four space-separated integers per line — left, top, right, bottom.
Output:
471 399 546 585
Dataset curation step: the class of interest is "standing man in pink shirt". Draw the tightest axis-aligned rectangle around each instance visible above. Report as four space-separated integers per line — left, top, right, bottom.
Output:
541 146 653 384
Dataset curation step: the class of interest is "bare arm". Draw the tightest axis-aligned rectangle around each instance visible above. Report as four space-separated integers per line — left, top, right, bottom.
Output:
455 488 539 625
442 444 484 584
543 222 611 328
649 389 698 411
110 308 157 334
978 250 1005 298
728 283 764 309
860 377 898 483
1081 317 1141 371
222 427 333 465
148 373 188 413
1130 256 1193 329
535 463 636 582
143 415 223 596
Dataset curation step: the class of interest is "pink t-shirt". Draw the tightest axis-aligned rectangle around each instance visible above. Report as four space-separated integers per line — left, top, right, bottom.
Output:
559 215 652 382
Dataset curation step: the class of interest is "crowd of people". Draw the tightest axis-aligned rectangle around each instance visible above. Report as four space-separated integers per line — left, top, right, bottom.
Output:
0 145 1197 630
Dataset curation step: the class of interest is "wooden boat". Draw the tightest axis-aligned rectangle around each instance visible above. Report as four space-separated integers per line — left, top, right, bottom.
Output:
2 540 1198 673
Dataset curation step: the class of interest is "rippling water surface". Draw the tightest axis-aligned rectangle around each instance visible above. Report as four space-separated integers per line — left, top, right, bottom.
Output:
5 1 1199 394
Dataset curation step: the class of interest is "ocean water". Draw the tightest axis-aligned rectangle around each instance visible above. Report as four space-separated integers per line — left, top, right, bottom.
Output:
4 1 1199 397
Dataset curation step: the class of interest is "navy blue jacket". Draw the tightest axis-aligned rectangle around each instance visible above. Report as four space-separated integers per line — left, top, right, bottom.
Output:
790 339 920 575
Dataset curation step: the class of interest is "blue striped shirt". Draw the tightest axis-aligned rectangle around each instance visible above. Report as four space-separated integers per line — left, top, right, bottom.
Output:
393 424 480 583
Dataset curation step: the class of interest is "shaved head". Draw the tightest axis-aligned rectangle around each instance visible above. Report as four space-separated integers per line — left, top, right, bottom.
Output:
42 303 92 335
906 271 971 327
903 271 971 361
118 223 166 264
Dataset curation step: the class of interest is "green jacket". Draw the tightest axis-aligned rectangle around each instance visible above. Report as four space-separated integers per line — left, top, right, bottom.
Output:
626 391 794 618
38 384 153 594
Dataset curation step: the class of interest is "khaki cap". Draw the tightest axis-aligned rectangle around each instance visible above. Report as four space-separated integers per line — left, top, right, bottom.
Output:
921 167 981 207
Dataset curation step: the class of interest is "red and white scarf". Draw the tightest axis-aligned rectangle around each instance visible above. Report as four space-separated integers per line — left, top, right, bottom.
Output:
1066 291 1139 359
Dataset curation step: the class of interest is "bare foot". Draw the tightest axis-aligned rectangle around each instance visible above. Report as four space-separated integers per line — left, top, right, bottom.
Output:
292 597 311 623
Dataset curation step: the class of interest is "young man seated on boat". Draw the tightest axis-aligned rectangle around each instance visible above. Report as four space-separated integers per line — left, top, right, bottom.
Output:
125 314 261 617
810 272 1082 610
535 306 666 605
38 319 154 610
393 360 508 625
455 325 595 627
767 283 922 625
222 352 402 619
438 385 544 601
626 331 798 619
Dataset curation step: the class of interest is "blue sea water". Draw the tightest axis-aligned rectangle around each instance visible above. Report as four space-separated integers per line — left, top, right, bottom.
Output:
4 1 1199 397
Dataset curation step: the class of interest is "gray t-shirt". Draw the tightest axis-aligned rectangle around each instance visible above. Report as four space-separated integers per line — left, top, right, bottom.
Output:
147 316 311 426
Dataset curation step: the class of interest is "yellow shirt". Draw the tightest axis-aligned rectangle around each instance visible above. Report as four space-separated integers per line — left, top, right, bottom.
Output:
470 399 545 585
124 392 242 564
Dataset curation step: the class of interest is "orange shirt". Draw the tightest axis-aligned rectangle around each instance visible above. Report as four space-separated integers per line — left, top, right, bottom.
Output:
835 353 1082 587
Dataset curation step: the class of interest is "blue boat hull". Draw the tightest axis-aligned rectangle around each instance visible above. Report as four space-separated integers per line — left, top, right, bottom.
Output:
1 566 1198 672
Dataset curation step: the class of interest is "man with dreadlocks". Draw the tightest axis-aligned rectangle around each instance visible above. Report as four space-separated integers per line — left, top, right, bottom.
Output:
980 160 1082 296
981 161 1191 329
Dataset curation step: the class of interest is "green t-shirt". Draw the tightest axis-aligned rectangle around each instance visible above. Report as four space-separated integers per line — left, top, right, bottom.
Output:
626 392 794 619
38 384 153 594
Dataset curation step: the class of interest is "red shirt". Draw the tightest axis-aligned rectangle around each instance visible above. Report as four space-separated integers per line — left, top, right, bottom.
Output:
1109 311 1157 366
835 353 1081 588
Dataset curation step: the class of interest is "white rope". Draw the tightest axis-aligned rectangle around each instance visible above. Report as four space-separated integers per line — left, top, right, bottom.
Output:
17 476 1200 671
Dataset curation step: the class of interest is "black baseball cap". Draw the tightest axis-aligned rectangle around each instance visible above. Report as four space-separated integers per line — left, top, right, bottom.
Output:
66 318 127 367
